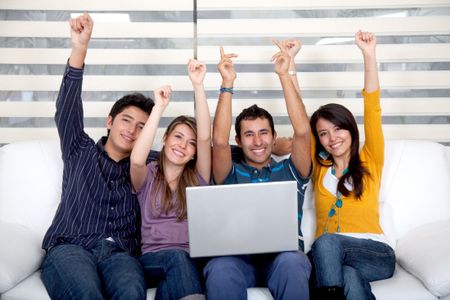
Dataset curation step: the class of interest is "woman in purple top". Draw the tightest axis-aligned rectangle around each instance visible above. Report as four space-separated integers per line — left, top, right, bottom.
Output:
130 59 211 300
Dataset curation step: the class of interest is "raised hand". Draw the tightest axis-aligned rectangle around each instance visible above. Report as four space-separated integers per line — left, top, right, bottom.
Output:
355 30 376 56
69 12 93 49
188 59 207 85
285 39 302 60
271 40 291 76
218 47 238 86
153 85 172 108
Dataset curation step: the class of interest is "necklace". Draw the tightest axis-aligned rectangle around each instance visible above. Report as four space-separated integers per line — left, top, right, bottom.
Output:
323 165 348 234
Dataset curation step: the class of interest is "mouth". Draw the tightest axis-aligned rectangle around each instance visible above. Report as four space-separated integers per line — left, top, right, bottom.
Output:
251 148 266 156
121 134 134 143
172 148 186 158
329 141 343 150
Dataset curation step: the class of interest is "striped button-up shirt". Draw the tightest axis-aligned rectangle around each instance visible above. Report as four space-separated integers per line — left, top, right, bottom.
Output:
42 64 157 255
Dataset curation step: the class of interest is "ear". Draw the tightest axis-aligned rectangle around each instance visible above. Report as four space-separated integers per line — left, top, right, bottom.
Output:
235 135 242 147
106 116 113 129
273 132 277 145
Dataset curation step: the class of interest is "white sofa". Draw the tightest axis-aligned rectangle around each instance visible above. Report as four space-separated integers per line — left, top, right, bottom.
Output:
1 139 449 300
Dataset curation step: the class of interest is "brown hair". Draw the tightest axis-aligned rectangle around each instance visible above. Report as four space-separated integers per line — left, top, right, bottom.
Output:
151 116 199 221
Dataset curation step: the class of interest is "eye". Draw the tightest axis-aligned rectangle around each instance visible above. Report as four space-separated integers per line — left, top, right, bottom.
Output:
174 134 182 139
319 131 327 137
189 141 197 147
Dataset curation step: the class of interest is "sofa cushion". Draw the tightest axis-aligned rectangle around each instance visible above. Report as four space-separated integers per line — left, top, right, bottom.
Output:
371 265 437 300
0 221 44 293
380 140 450 239
0 140 63 239
396 219 450 297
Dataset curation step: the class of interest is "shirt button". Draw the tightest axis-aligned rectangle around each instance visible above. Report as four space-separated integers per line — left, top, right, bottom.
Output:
253 170 258 174
110 207 114 210
109 221 112 225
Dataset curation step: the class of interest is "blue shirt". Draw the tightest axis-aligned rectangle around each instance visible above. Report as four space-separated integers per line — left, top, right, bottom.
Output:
42 64 157 255
223 156 310 250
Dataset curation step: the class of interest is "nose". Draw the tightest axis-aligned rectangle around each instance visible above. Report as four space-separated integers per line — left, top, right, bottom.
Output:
127 122 137 135
253 134 262 146
328 131 337 142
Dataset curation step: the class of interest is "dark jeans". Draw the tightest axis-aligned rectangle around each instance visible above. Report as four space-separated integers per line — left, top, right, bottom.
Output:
139 249 203 300
203 251 311 300
308 234 396 300
41 240 146 300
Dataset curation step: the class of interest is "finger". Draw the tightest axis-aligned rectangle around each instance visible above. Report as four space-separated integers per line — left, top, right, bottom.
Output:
272 39 282 49
224 53 238 59
271 51 281 62
75 17 83 32
69 18 76 31
196 61 206 70
220 46 225 59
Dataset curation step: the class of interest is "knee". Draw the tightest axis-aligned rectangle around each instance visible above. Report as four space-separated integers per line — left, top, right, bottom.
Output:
166 249 191 265
272 252 311 278
204 257 246 287
311 234 340 258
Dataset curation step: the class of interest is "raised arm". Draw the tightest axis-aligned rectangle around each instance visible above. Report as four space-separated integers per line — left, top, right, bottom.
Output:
69 12 93 68
56 13 93 160
355 31 383 164
130 86 172 191
355 31 379 93
212 47 238 184
188 59 211 182
272 40 311 177
285 39 302 95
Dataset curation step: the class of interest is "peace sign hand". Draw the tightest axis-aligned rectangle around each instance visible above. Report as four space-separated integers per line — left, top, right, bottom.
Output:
271 40 291 76
218 47 238 85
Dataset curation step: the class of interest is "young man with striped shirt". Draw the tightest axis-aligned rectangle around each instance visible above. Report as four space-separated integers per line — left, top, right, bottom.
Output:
41 13 154 300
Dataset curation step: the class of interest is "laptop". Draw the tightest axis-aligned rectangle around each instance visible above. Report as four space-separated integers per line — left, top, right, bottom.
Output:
186 181 298 257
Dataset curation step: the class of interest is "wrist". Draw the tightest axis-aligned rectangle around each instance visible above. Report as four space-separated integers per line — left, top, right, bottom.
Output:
191 82 204 89
220 86 234 94
221 80 234 88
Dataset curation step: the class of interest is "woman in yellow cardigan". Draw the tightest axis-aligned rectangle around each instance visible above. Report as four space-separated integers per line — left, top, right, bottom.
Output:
308 31 395 300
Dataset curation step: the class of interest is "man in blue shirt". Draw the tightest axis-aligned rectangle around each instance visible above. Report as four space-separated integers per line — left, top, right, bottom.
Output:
204 42 312 300
41 13 153 300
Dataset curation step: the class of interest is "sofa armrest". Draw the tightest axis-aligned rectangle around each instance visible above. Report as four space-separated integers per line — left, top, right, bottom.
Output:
396 219 450 298
0 221 44 293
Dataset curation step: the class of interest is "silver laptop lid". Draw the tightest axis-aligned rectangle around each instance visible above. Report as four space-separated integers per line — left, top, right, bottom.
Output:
187 181 298 257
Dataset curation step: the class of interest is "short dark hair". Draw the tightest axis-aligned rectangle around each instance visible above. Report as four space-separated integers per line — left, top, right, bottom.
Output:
235 104 275 139
107 93 154 135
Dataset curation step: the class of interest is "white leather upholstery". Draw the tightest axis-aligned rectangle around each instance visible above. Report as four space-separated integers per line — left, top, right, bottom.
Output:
1 139 449 299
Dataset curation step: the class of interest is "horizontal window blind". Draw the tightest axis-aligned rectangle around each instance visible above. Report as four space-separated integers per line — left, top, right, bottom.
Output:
196 0 450 145
0 5 195 145
1 1 449 146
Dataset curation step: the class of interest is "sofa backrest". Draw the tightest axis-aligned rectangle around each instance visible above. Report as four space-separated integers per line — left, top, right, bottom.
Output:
379 140 450 245
1 139 449 252
0 140 63 240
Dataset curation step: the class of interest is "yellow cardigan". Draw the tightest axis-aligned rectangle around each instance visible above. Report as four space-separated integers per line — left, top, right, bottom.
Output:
312 89 384 238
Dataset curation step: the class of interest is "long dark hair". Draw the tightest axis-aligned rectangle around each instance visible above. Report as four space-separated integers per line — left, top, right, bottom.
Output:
151 116 199 221
310 103 369 198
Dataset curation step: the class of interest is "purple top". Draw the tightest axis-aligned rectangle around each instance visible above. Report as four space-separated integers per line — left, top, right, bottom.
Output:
136 161 208 254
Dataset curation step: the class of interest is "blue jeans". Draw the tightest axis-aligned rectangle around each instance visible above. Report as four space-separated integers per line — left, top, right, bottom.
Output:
308 234 396 300
139 249 203 300
203 251 311 300
41 240 146 300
